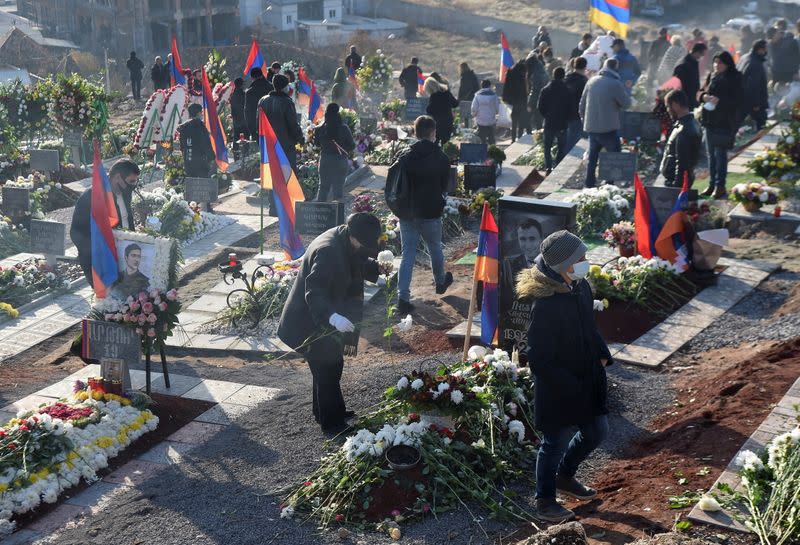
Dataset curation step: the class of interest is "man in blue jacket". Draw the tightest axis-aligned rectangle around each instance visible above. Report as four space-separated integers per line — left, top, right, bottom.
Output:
611 39 641 95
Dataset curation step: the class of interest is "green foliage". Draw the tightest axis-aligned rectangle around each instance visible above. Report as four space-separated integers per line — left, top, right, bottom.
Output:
205 49 229 86
339 108 358 134
356 52 393 97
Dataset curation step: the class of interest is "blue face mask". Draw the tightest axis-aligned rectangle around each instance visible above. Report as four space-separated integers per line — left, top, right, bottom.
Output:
568 260 590 281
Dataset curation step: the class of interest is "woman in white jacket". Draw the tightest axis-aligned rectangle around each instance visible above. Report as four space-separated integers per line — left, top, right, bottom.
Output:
471 79 501 144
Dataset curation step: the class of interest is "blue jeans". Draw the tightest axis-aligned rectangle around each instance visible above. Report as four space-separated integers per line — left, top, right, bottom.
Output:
565 119 585 152
535 415 609 499
706 137 729 191
398 218 446 302
585 130 621 187
543 127 567 171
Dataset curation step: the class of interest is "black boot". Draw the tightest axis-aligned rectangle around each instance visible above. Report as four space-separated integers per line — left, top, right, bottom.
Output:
534 498 575 523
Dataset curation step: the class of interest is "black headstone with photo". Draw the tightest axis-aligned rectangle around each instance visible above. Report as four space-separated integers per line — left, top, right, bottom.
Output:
645 186 699 226
295 201 345 236
2 186 30 217
447 165 458 194
497 197 577 359
404 97 429 121
598 152 637 183
184 177 219 203
464 164 496 191
29 149 60 173
82 320 139 391
459 143 488 164
30 219 66 256
459 101 472 127
360 117 377 134
621 111 662 142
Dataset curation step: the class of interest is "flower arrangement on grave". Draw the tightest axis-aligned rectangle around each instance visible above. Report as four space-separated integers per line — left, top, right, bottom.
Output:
296 161 320 200
49 74 108 137
356 51 394 97
93 287 181 353
588 256 696 315
26 80 55 136
729 182 781 212
354 131 377 156
364 141 410 166
204 49 228 86
602 221 636 255
685 201 727 231
0 258 71 309
133 187 234 245
487 145 507 165
0 79 28 132
133 90 167 149
217 260 301 329
441 141 459 163
339 108 358 135
162 150 186 186
4 173 74 218
353 193 378 214
282 349 537 530
379 99 405 121
746 149 796 180
566 184 633 238
510 144 545 168
0 392 158 536
469 187 504 216
0 217 29 261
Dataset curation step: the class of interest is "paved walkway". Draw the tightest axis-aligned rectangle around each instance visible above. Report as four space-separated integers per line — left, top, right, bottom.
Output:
728 124 784 174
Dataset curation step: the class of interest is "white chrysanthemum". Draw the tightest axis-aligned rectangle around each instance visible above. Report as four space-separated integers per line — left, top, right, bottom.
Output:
450 390 464 405
411 378 424 390
396 376 409 390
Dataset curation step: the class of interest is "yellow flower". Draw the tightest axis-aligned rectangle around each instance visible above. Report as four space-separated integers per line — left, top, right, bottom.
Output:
35 468 49 479
602 298 609 309
74 391 89 401
91 391 103 400
67 451 78 461
29 475 38 484
95 436 114 449
589 264 602 275
0 483 7 493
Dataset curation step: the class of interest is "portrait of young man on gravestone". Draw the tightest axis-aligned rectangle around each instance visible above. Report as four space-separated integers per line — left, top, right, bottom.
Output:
112 242 152 299
500 217 543 313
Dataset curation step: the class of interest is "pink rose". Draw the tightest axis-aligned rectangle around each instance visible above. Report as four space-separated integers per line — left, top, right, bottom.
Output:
147 328 156 338
123 313 132 322
138 291 149 303
149 289 159 299
130 301 140 311
159 302 168 311
147 313 157 324
166 289 178 301
142 302 154 314
137 314 147 325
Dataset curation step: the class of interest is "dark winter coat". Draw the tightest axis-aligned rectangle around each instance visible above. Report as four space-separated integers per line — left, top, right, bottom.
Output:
259 90 304 167
524 54 549 95
647 37 670 70
151 63 168 90
244 77 273 138
277 225 379 352
660 113 702 187
177 117 215 177
426 89 459 142
771 34 800 82
402 139 450 219
230 86 246 136
399 64 421 97
457 70 480 101
699 69 743 133
313 122 355 157
345 52 362 72
537 79 572 131
127 56 144 80
673 54 701 108
563 71 588 121
502 63 529 108
739 51 769 111
517 256 612 433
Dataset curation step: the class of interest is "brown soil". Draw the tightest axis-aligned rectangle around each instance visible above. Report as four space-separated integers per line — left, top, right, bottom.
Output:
777 282 800 317
595 303 661 344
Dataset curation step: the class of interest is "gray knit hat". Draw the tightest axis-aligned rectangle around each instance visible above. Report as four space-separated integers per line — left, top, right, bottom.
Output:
540 230 588 273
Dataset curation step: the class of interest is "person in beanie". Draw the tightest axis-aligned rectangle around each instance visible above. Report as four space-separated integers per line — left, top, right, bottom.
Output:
738 39 770 130
516 230 612 522
278 213 388 434
177 103 215 178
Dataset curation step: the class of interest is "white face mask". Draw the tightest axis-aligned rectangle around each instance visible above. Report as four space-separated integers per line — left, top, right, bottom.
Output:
568 260 590 281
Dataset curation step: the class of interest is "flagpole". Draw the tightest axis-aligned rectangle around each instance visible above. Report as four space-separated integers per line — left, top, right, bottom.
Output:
260 188 265 254
462 275 480 361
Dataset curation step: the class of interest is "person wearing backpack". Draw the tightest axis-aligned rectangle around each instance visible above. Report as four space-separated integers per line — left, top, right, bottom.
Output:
391 115 453 315
314 103 356 201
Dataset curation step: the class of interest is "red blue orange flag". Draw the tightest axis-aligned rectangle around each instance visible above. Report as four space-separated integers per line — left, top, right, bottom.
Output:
259 110 305 260
296 67 323 123
243 38 267 77
655 173 690 271
500 32 514 84
475 202 499 345
201 67 229 171
169 34 186 87
348 64 360 90
417 69 426 95
90 140 119 299
633 172 658 259
589 0 630 38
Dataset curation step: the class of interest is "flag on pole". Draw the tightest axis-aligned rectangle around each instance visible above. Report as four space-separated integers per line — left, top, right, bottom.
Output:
474 202 499 345
296 67 323 123
243 38 267 77
169 34 186 86
655 172 690 271
259 110 305 260
589 0 630 38
633 172 658 259
500 32 514 84
417 69 426 95
90 140 119 299
200 67 229 171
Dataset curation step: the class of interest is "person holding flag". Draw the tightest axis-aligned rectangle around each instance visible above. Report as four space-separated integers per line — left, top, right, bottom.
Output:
516 230 613 522
259 73 304 172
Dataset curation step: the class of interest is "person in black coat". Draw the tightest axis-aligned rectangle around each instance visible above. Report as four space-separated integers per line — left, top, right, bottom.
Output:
738 40 769 130
314 103 356 201
424 78 459 145
178 103 215 178
673 43 707 109
230 77 247 140
698 51 743 198
564 57 589 150
457 62 480 102
344 45 362 72
660 90 702 187
259 74 304 172
70 159 141 286
399 57 421 99
151 56 168 91
277 213 384 434
525 53 549 131
244 67 273 139
502 61 530 142
537 67 572 173
516 230 612 523
126 51 145 99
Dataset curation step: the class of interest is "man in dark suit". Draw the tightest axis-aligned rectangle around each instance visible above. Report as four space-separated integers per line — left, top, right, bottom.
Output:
245 67 273 139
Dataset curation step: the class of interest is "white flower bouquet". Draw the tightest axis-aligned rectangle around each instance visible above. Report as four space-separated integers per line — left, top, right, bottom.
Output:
566 184 633 237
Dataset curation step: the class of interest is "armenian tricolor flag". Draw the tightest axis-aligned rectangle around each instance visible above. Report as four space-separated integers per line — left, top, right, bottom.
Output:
589 0 630 39
200 67 229 171
90 140 119 299
633 172 658 259
655 173 690 271
296 67 323 123
500 32 514 84
169 34 186 86
259 110 305 260
417 69 426 95
348 64 360 90
243 38 267 77
475 202 499 345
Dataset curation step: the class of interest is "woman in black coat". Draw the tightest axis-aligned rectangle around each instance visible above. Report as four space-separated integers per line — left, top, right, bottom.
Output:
313 103 356 202
502 61 530 142
424 77 459 145
457 62 480 102
516 230 612 522
698 51 743 199
230 77 247 140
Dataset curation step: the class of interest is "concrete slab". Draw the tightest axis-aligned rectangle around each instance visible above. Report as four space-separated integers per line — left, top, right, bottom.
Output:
35 379 78 399
64 481 129 510
166 421 226 444
229 337 282 352
103 459 167 486
64 364 102 381
146 373 203 396
224 385 283 406
183 333 239 350
194 402 252 425
137 440 197 465
129 369 164 391
0 529 41 545
1 394 59 413
187 293 231 313
26 503 89 534
181 379 245 403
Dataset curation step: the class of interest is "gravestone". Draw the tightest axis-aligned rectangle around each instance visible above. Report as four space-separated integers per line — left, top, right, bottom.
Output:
404 97 429 121
295 201 345 236
645 186 699 225
29 220 66 265
360 117 377 134
447 165 458 194
384 127 399 142
81 320 140 390
459 101 472 127
621 111 662 142
30 149 60 174
460 143 488 164
464 164 496 191
598 152 637 183
184 177 219 204
63 131 83 165
2 186 30 217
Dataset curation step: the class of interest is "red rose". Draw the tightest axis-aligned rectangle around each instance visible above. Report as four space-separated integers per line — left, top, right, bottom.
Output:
335 514 344 522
